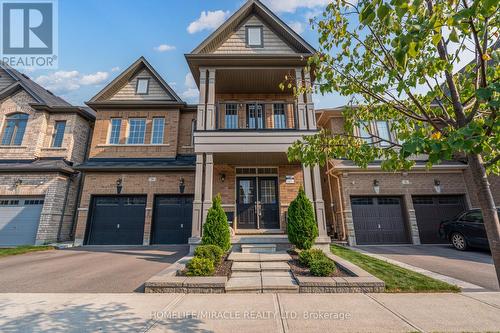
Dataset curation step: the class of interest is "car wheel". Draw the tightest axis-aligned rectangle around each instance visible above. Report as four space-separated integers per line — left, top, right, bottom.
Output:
451 233 468 251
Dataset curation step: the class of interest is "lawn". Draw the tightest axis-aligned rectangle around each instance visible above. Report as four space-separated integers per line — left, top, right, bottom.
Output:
0 246 55 258
331 244 460 293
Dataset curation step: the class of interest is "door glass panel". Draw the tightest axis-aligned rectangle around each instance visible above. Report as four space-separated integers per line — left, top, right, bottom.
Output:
260 179 277 204
247 104 264 129
351 197 374 205
238 180 255 204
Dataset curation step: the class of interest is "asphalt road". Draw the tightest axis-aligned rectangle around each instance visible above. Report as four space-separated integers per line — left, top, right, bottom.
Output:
357 245 499 291
0 245 188 293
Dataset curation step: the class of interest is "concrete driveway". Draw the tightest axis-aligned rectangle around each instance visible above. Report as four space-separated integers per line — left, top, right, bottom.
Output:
0 245 188 293
357 245 499 291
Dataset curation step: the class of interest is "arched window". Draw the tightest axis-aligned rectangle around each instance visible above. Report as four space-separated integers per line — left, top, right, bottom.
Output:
1 113 28 146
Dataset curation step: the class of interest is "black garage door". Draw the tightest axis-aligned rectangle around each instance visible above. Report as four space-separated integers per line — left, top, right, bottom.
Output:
86 196 146 245
413 195 466 244
151 195 193 244
351 197 410 245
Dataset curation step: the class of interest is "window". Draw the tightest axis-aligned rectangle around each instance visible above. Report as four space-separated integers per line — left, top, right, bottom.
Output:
461 210 483 223
151 117 165 144
351 197 374 205
225 104 238 129
376 121 391 146
358 121 372 144
377 197 400 205
1 113 28 146
127 118 146 144
108 118 122 144
273 104 286 129
246 26 263 47
136 78 149 94
247 104 264 129
51 121 66 147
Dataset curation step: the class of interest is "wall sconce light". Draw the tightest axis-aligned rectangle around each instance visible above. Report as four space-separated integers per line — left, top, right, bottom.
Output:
434 179 442 193
14 179 23 188
116 178 123 194
179 178 185 194
220 173 226 183
373 179 380 194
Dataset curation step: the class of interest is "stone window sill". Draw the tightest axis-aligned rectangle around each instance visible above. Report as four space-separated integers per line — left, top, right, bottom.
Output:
0 145 28 149
41 147 67 151
97 144 171 148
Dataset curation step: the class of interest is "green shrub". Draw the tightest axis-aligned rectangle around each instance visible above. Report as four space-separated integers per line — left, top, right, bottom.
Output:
299 249 327 266
202 194 232 252
287 188 318 250
186 257 215 276
310 258 335 277
194 245 224 264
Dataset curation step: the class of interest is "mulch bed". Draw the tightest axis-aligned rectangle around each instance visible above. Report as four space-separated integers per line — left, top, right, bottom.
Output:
287 250 349 278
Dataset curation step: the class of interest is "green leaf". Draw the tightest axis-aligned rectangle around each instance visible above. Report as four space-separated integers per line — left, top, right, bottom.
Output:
432 33 442 46
449 29 459 43
377 4 391 20
408 42 418 57
477 87 493 101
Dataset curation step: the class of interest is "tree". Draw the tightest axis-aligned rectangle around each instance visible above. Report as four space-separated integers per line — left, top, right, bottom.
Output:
287 0 500 283
202 194 232 252
288 188 319 250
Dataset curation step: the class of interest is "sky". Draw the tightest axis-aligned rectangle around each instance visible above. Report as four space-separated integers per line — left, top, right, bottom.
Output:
21 0 346 108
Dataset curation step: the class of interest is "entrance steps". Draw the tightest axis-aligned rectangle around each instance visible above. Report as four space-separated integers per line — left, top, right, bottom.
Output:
241 244 276 254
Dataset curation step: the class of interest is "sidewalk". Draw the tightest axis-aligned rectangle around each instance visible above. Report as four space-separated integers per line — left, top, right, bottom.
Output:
0 292 499 332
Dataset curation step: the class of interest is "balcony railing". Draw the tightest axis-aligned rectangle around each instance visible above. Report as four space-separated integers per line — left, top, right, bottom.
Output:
215 102 298 130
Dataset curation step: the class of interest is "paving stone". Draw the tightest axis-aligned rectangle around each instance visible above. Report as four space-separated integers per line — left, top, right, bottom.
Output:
241 244 276 254
232 262 261 272
261 271 293 278
228 253 260 262
231 272 261 278
225 277 262 292
261 276 298 292
258 253 292 262
260 261 290 271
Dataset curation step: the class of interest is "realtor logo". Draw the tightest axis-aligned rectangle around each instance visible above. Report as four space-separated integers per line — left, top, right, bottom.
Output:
1 0 58 68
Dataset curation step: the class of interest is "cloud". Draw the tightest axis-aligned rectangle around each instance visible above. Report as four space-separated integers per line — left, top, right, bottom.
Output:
262 0 330 13
111 66 120 72
288 21 305 34
184 73 197 89
181 73 199 102
154 44 176 52
187 10 230 34
34 70 110 94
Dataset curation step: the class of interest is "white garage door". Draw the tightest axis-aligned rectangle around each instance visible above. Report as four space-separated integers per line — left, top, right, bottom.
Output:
0 197 44 246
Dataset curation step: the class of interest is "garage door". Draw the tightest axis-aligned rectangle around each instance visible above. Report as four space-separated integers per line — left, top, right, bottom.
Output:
86 196 146 245
351 197 409 245
151 195 193 244
413 195 466 244
0 197 44 246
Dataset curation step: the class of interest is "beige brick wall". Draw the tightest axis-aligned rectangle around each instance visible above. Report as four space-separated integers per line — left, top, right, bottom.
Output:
74 171 195 245
462 168 500 208
177 110 196 155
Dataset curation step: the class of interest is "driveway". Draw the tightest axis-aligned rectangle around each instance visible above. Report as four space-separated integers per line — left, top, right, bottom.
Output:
357 245 499 291
0 245 188 293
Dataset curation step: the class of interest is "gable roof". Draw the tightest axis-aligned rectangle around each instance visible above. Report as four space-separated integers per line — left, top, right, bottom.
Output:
88 56 184 104
0 62 71 107
190 0 316 55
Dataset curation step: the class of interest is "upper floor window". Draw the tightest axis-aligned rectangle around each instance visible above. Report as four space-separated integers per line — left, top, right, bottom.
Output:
273 104 286 129
1 113 28 146
151 117 165 144
127 118 146 144
376 121 391 147
225 104 238 129
136 78 149 95
246 26 263 47
358 121 372 144
51 121 66 148
108 118 122 144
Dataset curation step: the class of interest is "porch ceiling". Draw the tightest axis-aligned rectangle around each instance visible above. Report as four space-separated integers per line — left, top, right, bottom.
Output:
214 152 294 165
215 68 295 94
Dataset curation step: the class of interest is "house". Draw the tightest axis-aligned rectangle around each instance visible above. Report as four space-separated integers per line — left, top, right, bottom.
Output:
316 107 500 246
0 62 95 246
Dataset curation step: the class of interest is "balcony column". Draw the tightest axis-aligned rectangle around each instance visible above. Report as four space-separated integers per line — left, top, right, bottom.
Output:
302 165 314 202
197 68 207 130
312 165 331 250
189 154 204 250
202 153 214 224
295 68 307 130
206 68 216 130
304 69 317 130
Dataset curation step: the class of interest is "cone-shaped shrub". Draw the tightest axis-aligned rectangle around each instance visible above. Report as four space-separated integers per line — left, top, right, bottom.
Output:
202 194 231 252
287 188 318 250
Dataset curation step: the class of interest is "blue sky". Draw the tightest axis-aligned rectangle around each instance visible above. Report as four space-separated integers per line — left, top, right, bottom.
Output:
24 0 346 108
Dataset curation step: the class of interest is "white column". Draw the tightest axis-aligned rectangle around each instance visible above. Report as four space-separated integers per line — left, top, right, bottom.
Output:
312 165 328 237
197 68 207 130
202 153 214 224
304 68 317 130
206 68 216 130
295 68 307 130
302 165 314 202
190 154 204 241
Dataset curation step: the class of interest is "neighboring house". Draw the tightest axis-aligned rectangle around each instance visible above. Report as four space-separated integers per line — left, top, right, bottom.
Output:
316 107 500 246
73 57 197 246
0 63 95 246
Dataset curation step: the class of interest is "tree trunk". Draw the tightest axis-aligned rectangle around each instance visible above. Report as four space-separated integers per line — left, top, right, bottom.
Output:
468 153 500 286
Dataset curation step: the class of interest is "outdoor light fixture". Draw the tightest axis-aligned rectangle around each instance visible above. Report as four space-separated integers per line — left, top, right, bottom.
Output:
116 178 123 194
373 179 380 194
220 173 226 183
179 178 185 194
434 179 442 193
14 178 23 188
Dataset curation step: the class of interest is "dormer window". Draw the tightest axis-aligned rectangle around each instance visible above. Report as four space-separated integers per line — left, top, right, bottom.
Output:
136 78 149 95
246 26 263 48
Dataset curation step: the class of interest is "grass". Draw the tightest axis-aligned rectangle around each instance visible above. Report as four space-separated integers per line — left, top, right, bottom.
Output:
331 244 460 293
0 245 55 258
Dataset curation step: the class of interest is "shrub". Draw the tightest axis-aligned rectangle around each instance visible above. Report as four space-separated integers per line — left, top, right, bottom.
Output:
287 188 318 250
194 245 224 264
310 258 335 277
202 194 232 252
186 257 215 276
299 249 327 266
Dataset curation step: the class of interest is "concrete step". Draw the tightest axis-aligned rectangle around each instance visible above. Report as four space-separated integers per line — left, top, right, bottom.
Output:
228 252 291 262
262 276 299 293
241 244 276 254
231 262 261 272
260 261 290 272
225 276 262 293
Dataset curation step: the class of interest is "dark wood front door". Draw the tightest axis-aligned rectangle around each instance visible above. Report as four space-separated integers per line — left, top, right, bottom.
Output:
236 177 280 230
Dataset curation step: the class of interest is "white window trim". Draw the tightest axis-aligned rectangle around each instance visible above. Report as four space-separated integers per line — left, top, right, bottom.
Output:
151 117 165 145
107 118 122 145
126 118 146 145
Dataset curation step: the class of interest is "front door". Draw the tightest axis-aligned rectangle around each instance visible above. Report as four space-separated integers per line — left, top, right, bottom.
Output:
236 177 279 230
